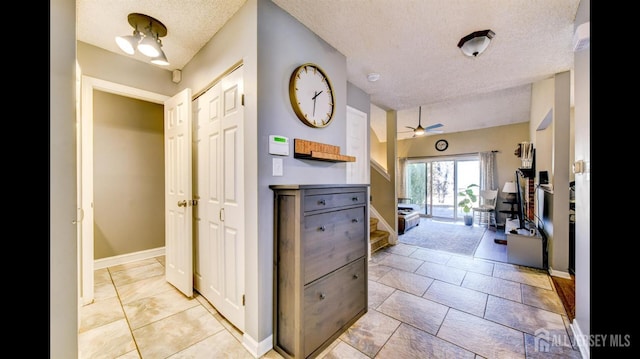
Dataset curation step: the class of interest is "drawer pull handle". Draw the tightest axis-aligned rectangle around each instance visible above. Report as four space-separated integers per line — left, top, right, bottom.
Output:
353 274 359 279
352 197 359 201
352 218 359 223
319 226 326 232
318 199 326 205
319 293 326 300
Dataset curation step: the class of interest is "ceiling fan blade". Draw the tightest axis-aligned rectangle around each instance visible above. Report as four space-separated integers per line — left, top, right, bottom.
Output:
426 129 444 133
425 123 444 130
405 126 416 130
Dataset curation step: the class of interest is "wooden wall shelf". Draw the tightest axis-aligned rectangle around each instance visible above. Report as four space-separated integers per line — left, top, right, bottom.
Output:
294 138 355 163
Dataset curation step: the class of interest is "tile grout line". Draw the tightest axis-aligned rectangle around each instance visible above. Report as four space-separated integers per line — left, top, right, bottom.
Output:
107 265 143 358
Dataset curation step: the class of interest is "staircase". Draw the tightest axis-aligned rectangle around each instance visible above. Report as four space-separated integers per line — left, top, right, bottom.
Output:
370 217 390 253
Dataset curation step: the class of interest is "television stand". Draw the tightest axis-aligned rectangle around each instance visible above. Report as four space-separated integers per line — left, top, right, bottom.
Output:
499 200 518 219
504 218 545 269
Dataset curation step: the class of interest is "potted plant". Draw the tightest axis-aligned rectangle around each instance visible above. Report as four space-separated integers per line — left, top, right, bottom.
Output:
458 184 479 226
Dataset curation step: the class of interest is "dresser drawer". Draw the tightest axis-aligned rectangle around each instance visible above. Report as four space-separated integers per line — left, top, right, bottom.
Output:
303 207 366 284
303 258 366 357
303 191 366 212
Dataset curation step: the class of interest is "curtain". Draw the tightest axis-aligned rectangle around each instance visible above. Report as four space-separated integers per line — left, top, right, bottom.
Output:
479 151 498 191
397 157 407 198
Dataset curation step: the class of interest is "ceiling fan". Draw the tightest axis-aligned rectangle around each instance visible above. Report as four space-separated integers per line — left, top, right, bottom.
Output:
400 106 444 137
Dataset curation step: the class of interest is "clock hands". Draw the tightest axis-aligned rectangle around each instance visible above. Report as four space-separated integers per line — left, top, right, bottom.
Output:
312 90 323 116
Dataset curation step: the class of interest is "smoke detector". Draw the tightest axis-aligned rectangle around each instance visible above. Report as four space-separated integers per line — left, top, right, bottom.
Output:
573 21 590 52
367 72 380 82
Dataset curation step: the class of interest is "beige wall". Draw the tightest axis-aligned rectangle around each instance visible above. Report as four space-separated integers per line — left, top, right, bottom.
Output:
369 110 397 236
93 91 165 259
530 72 572 275
370 103 388 170
50 0 78 356
370 128 387 170
397 122 529 224
530 78 554 179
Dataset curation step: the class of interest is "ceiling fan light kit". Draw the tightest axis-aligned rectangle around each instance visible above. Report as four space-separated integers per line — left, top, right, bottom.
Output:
403 106 443 137
457 29 495 57
115 13 170 66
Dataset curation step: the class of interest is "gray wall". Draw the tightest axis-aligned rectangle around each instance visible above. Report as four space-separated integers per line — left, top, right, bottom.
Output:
50 0 78 356
256 0 353 341
77 42 178 96
347 82 372 121
93 91 165 259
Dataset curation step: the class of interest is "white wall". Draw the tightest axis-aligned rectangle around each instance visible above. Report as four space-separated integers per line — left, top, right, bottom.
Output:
573 0 590 351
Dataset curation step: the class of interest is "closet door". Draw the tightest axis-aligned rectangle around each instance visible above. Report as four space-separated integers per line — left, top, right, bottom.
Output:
194 66 245 331
165 88 193 297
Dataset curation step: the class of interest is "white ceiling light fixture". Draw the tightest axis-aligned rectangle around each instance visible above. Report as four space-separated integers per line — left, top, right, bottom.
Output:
457 29 495 57
115 13 170 66
367 72 380 82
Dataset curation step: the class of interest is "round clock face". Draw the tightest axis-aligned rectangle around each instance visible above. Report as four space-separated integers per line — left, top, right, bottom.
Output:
435 139 448 151
289 63 335 128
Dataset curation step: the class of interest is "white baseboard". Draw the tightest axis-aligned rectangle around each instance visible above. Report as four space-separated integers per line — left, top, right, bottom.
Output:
570 318 589 359
94 247 165 270
369 205 397 245
242 333 272 358
548 267 572 279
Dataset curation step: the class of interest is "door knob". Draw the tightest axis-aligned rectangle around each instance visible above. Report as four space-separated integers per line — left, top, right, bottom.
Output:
177 200 187 207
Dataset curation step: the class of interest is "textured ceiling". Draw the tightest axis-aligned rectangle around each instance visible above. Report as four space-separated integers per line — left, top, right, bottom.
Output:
76 0 582 141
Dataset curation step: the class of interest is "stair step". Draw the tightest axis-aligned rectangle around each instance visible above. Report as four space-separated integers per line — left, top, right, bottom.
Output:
370 229 390 253
370 217 379 233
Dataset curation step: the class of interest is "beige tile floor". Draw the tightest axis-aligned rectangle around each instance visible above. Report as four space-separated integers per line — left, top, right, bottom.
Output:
79 240 582 358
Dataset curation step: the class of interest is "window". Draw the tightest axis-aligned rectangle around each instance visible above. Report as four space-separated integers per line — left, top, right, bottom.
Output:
405 155 479 221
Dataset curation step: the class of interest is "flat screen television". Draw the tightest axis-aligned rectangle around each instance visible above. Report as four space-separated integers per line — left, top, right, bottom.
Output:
536 185 553 240
515 170 528 230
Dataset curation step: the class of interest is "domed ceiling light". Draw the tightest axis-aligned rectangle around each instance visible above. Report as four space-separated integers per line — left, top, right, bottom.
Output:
115 13 170 66
457 29 495 57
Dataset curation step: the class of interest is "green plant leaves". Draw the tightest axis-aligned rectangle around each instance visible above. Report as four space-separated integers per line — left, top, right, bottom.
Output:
457 184 479 213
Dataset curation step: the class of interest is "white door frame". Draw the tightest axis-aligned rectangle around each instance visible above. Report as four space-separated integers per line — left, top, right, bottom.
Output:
78 76 169 305
345 105 370 258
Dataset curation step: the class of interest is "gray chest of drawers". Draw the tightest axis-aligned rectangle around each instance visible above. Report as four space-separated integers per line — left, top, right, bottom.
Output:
270 184 369 359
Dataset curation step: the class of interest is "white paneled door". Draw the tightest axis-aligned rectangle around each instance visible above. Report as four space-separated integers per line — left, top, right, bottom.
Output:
346 106 369 184
193 66 245 331
164 88 194 297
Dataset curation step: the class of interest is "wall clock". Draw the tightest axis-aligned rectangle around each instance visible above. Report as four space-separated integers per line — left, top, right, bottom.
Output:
435 139 448 151
289 63 335 128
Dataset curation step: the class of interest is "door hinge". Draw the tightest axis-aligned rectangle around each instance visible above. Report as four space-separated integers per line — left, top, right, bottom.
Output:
241 94 244 106
242 294 245 306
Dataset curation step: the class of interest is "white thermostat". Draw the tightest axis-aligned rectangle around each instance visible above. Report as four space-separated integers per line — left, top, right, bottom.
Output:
269 135 289 156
